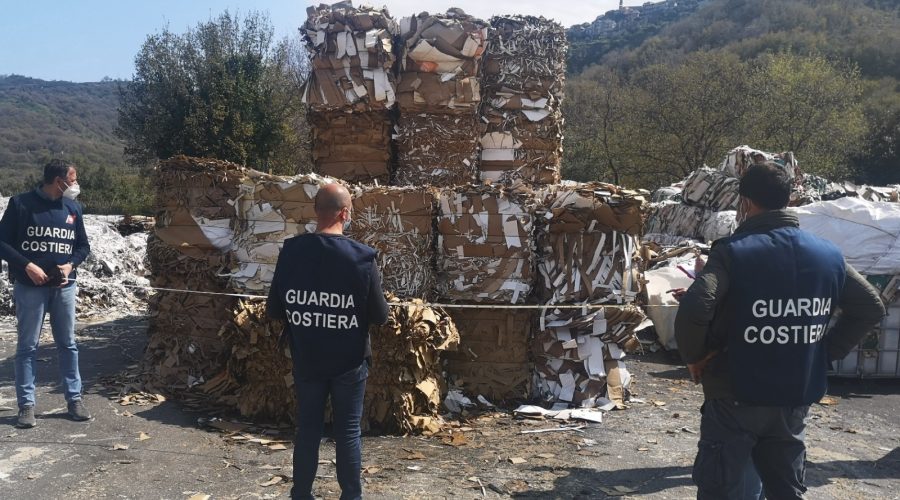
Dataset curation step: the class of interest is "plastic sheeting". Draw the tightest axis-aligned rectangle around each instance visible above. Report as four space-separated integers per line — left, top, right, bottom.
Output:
792 197 900 275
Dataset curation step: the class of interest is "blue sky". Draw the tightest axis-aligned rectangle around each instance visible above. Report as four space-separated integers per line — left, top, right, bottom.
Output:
0 1 621 82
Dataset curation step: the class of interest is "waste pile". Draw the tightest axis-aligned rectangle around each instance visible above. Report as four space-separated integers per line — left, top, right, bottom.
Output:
302 2 399 182
444 309 534 401
348 186 437 299
531 305 645 409
535 183 645 306
143 156 463 430
644 145 798 245
436 185 536 303
478 16 567 185
0 193 149 319
143 157 242 397
393 10 487 186
366 295 459 434
528 182 647 407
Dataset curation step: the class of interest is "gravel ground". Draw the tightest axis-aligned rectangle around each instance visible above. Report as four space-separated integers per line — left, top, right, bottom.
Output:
0 315 897 499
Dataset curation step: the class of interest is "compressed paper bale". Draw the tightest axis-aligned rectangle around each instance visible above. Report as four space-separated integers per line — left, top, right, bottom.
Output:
644 202 708 241
444 309 533 401
531 305 644 408
301 2 399 112
483 16 567 97
393 113 479 188
348 186 437 298
230 171 334 292
535 183 646 305
396 9 487 114
365 295 459 434
478 16 567 185
309 110 392 183
719 145 799 181
478 118 562 185
436 186 536 304
681 167 739 211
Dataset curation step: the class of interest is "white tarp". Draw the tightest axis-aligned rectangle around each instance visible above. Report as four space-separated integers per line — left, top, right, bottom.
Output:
643 260 695 350
792 197 900 275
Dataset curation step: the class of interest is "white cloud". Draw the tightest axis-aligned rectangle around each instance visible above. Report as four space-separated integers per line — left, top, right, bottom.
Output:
304 0 624 27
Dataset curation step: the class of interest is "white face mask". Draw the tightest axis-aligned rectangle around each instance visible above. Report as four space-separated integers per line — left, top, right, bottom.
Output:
61 180 81 200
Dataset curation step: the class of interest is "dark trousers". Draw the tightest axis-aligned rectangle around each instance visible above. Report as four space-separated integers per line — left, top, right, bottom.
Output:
292 362 368 500
693 399 809 500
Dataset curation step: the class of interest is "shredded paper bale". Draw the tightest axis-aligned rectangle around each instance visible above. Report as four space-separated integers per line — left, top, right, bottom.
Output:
393 113 479 187
719 145 799 181
478 16 568 185
535 183 645 305
396 10 487 113
444 309 533 401
230 170 332 291
301 2 399 112
367 295 459 434
436 185 535 303
681 167 739 212
349 186 436 298
309 110 392 183
532 305 645 408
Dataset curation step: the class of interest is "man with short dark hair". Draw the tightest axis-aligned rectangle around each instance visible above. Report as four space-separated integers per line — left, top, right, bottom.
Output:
267 182 389 500
0 159 92 428
675 164 885 499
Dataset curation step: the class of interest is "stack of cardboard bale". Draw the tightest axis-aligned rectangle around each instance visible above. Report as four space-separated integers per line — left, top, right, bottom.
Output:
529 183 648 408
531 305 645 408
443 309 534 401
436 185 535 303
644 168 738 244
436 184 536 401
393 10 488 186
366 296 459 434
478 16 567 185
348 186 437 298
302 2 398 183
229 170 332 291
144 156 457 430
143 156 243 398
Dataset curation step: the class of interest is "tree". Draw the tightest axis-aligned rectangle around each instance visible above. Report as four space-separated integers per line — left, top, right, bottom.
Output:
746 52 866 178
563 68 631 185
117 11 309 175
627 51 752 180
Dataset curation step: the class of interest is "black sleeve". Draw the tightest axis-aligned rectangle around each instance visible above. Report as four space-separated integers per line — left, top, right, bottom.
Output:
368 265 389 326
70 205 91 266
266 251 286 321
0 197 29 272
827 264 886 361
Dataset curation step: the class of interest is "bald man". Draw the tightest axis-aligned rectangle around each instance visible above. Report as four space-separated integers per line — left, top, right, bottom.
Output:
267 183 389 500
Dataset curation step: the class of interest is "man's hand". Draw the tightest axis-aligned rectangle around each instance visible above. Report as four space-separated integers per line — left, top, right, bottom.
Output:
670 287 688 302
58 263 73 287
25 262 49 286
687 350 719 384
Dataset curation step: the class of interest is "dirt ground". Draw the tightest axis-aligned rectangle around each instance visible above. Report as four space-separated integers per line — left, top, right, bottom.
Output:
0 315 898 499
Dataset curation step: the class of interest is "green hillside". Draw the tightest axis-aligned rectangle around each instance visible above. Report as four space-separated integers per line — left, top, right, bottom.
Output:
563 0 900 187
0 75 151 214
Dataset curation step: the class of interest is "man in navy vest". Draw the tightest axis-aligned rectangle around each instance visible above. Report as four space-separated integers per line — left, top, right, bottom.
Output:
267 183 389 500
0 159 92 428
675 164 885 499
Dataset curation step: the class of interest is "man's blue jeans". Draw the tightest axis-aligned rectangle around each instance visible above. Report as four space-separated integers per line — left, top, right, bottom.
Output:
292 362 367 500
14 282 82 408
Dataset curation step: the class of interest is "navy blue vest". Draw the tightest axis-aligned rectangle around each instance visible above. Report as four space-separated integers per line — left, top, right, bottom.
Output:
724 226 845 406
273 234 375 379
1 188 89 287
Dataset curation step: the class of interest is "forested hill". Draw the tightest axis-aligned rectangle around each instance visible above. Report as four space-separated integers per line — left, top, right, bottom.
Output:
570 0 900 79
562 0 900 187
0 75 123 176
0 75 151 214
